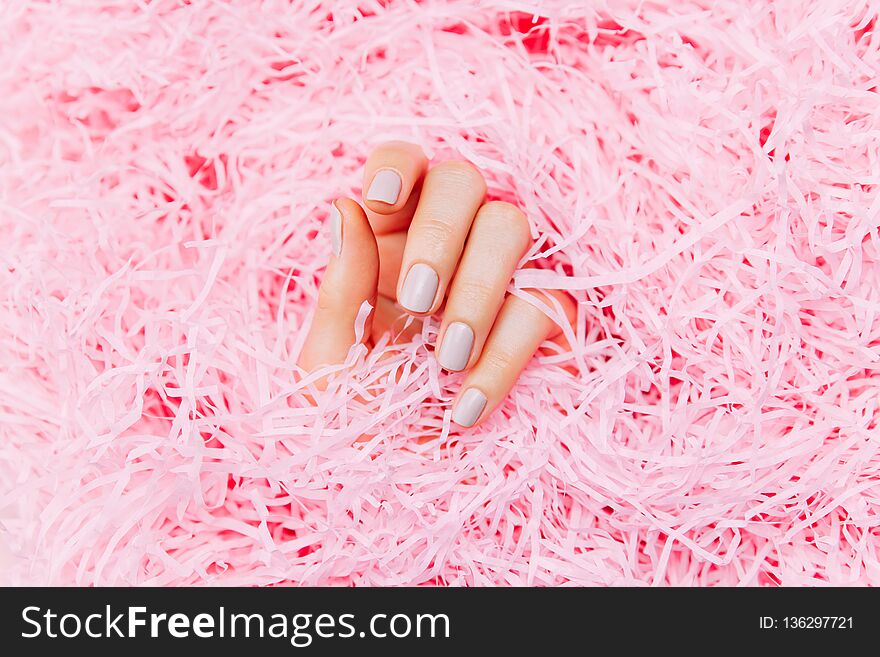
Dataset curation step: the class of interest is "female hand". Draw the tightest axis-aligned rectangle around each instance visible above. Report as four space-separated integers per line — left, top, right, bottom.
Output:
299 141 574 428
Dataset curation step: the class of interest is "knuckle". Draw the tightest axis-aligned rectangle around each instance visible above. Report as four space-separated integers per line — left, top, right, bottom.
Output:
317 270 368 313
479 347 519 373
508 292 550 323
316 291 340 313
452 278 497 307
430 160 487 193
383 139 418 151
372 140 425 162
480 199 522 216
416 218 457 245
316 282 345 312
476 201 531 249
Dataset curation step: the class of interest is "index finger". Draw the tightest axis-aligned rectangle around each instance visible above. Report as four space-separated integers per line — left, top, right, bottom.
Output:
362 141 428 234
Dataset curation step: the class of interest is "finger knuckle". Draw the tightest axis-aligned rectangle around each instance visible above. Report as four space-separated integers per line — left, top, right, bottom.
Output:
508 292 550 323
480 347 519 374
316 291 341 313
316 283 345 312
476 201 531 250
417 218 457 245
431 160 487 194
453 278 497 307
383 139 419 151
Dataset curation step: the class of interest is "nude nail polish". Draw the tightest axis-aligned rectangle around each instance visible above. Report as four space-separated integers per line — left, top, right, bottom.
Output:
366 169 402 204
329 202 342 257
399 263 438 313
452 388 487 427
437 322 474 371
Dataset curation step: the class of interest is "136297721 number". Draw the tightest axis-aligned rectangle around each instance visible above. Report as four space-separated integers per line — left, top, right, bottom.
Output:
782 617 853 629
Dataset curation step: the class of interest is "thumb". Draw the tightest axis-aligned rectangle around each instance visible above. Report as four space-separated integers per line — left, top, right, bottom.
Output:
299 198 379 375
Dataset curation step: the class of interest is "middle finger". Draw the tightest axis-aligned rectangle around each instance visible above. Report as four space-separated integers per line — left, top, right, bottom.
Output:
396 160 486 315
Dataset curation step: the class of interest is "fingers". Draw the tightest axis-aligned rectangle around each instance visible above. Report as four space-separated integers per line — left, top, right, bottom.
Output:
362 141 428 235
298 198 379 376
396 161 487 315
435 202 531 371
451 289 575 428
356 146 574 431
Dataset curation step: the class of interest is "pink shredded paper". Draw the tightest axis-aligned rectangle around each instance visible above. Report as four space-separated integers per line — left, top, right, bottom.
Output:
1 0 879 586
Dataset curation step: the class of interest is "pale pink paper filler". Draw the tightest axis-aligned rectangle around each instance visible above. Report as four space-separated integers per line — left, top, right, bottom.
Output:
0 1 879 586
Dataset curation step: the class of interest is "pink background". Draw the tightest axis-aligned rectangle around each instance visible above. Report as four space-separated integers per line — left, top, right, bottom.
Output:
1 0 878 585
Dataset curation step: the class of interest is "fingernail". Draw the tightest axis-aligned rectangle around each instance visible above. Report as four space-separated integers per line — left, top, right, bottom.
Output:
452 388 487 427
329 202 342 257
399 263 438 313
437 322 474 371
366 169 402 204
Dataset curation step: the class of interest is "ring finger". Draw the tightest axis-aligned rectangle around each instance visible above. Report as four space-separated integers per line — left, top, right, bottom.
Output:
435 201 531 371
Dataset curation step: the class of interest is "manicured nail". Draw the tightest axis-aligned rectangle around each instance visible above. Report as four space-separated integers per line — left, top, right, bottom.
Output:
452 388 487 427
399 263 438 313
329 202 342 257
437 322 474 371
366 169 402 204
